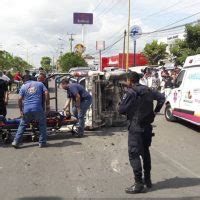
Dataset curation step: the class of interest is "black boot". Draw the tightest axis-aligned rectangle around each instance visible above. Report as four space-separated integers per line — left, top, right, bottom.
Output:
144 175 152 188
125 182 145 194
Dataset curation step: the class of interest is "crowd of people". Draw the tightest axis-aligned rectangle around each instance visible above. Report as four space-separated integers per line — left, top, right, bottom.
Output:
139 66 181 97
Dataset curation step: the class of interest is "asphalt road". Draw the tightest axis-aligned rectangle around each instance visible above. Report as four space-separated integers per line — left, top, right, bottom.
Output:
0 85 200 200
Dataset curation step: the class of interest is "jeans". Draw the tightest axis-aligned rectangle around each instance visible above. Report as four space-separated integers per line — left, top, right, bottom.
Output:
72 96 92 135
14 111 47 144
14 80 20 93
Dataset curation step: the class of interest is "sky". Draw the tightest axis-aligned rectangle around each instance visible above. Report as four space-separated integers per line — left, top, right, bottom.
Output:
0 0 200 67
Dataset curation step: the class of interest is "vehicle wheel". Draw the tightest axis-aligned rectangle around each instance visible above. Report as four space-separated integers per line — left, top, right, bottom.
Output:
165 104 176 122
71 124 79 136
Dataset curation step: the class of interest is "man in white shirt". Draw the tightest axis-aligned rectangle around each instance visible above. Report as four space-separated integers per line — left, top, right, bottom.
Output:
0 71 10 82
140 68 151 87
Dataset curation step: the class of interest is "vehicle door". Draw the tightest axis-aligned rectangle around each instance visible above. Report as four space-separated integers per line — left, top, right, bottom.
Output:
171 70 186 109
179 68 200 114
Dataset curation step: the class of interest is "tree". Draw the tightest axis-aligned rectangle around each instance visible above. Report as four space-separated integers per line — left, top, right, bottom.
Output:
40 56 52 73
170 24 200 65
0 51 13 70
0 50 31 72
12 56 32 72
143 40 168 65
170 39 193 65
185 24 200 52
59 52 88 72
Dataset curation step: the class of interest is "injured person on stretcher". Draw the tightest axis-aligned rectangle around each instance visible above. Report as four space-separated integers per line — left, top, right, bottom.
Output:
0 111 78 144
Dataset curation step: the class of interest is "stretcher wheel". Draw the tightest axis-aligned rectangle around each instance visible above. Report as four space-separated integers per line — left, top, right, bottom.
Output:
71 124 79 136
2 132 13 144
32 135 39 142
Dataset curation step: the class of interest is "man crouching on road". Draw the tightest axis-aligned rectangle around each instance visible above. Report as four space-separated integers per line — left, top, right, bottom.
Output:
12 75 50 148
61 78 92 137
119 71 165 194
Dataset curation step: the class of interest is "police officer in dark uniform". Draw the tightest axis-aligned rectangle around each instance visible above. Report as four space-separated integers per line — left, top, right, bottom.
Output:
119 71 165 194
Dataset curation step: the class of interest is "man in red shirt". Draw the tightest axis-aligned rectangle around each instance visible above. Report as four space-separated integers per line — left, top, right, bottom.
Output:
13 72 22 81
13 72 22 93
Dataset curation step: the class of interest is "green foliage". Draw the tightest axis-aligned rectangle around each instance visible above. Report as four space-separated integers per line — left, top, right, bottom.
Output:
0 50 31 72
59 52 88 72
170 24 200 65
12 56 32 72
185 24 200 51
143 40 168 65
40 56 52 73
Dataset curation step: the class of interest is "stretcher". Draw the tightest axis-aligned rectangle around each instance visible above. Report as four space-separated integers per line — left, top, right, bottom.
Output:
0 111 78 144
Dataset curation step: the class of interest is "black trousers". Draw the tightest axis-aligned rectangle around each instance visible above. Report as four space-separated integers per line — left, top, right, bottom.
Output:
128 124 152 182
0 103 7 117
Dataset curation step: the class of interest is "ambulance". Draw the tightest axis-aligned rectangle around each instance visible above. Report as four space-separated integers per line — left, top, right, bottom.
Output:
165 55 200 126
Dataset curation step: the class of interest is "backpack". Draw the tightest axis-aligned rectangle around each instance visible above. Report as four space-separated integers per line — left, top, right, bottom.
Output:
119 85 155 125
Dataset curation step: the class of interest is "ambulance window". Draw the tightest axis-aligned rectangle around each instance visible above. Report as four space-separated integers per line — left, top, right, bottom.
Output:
174 70 185 88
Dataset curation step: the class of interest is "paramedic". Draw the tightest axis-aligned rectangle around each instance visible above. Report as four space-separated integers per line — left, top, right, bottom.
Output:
61 78 92 137
12 75 50 148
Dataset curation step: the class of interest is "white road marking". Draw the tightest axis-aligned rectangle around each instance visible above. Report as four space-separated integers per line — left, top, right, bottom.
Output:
111 159 120 173
76 186 87 194
152 147 200 178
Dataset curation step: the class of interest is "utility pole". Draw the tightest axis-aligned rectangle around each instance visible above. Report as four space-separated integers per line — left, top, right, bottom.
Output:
52 56 55 71
122 30 127 69
58 42 64 57
126 0 131 71
67 33 75 53
99 50 102 71
134 40 136 67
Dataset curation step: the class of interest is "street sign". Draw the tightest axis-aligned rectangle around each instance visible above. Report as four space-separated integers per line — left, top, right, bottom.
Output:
73 13 93 25
74 44 86 54
96 41 105 51
130 25 142 40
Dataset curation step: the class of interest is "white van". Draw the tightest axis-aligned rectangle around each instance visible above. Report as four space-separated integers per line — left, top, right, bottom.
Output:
165 55 200 126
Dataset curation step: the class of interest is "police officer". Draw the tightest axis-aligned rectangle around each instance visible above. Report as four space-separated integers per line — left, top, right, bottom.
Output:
119 71 165 194
61 78 92 137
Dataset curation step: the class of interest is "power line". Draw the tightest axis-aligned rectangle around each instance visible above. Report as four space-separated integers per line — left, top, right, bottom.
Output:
142 20 199 36
88 19 200 56
156 11 200 31
141 0 187 20
94 1 114 17
96 0 198 45
142 0 200 21
96 0 123 18
89 35 124 56
93 0 104 12
104 15 200 46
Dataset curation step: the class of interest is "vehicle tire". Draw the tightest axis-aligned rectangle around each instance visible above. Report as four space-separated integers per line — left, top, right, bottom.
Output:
165 104 176 122
71 124 78 136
